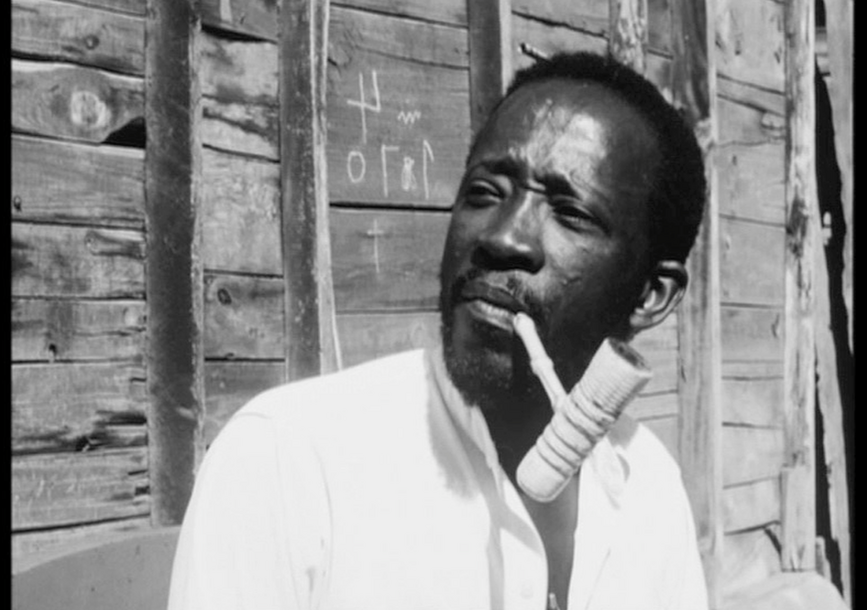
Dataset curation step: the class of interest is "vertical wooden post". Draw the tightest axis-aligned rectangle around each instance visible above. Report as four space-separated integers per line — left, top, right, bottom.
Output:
781 0 817 573
609 0 648 73
145 0 205 525
280 0 339 381
467 0 512 136
671 0 723 605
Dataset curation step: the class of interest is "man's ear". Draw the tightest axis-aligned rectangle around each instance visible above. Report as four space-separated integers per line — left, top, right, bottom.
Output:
628 260 688 335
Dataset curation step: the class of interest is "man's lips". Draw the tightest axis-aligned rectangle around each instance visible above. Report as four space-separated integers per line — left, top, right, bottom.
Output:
458 280 527 330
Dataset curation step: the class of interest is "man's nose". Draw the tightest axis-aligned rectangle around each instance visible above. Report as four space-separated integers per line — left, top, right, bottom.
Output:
474 190 544 272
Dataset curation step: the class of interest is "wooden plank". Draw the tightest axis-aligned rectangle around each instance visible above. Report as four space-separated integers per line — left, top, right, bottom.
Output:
12 362 147 454
200 33 278 106
12 298 146 362
609 0 648 73
468 0 511 136
337 0 467 26
513 0 609 37
203 273 284 360
12 135 144 229
12 0 145 75
12 60 144 144
144 0 204 526
720 219 785 306
720 305 784 363
715 0 785 93
723 477 782 534
204 362 285 448
336 311 440 369
630 314 678 395
717 76 786 116
641 415 679 461
326 8 470 207
717 97 786 146
721 527 783 599
629 392 678 421
201 97 279 159
723 426 786 487
722 376 784 429
12 223 145 298
670 0 722 602
781 0 816 572
201 148 281 274
717 142 785 225
12 448 149 530
281 0 339 380
59 0 146 16
330 208 449 312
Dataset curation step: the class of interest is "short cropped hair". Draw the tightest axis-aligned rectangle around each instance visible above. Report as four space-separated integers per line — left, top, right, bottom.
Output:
472 51 706 264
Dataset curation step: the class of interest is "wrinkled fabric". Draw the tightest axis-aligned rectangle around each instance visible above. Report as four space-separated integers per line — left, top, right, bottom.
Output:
168 347 708 610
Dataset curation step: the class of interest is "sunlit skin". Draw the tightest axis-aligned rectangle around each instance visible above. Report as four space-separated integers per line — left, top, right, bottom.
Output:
439 78 687 606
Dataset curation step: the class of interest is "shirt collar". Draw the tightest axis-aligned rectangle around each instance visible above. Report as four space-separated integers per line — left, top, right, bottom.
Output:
426 343 630 506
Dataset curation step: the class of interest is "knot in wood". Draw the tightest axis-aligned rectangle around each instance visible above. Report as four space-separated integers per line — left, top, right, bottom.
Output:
217 287 232 305
13 196 22 212
70 89 111 130
84 34 100 50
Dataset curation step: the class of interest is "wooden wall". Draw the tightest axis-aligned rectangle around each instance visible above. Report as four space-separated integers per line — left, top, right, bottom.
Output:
12 1 839 605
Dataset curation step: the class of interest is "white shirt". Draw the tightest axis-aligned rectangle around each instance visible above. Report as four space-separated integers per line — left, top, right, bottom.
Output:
168 347 708 610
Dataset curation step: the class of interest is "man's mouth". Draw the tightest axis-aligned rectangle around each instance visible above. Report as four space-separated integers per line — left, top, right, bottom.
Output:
458 280 527 331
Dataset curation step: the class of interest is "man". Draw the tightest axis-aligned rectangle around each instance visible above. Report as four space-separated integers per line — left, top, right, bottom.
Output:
168 51 708 609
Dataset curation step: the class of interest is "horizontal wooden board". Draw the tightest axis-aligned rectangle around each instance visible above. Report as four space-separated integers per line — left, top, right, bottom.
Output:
201 98 279 160
12 298 146 362
201 148 281 274
12 59 144 144
721 526 782 598
12 448 149 530
12 362 147 454
629 392 679 421
337 0 466 27
718 97 786 146
512 0 672 54
200 33 277 106
641 415 679 462
511 16 673 101
720 219 785 306
336 310 441 368
57 0 146 16
722 376 784 429
717 75 786 116
203 273 284 360
12 0 145 75
723 425 786 487
12 516 152 574
720 305 784 362
715 0 785 92
12 222 145 298
204 361 285 447
327 8 470 207
12 135 144 229
331 208 450 311
717 142 785 225
723 477 781 534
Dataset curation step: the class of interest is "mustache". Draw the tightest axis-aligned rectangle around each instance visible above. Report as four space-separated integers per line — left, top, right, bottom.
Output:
447 268 547 326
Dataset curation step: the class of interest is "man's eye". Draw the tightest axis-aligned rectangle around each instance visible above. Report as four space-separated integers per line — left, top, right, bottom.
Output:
463 183 502 206
551 198 598 229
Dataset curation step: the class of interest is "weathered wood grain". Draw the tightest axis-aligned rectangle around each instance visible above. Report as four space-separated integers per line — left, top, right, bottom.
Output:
723 426 786 487
717 76 786 116
336 311 441 368
717 97 786 146
338 0 466 26
720 219 785 306
330 208 449 311
629 392 679 421
201 97 279 159
609 0 648 74
715 0 785 93
327 8 470 207
12 298 146 362
203 273 284 360
12 0 145 75
12 60 144 144
721 527 783 599
201 149 281 274
468 0 511 136
144 0 204 526
12 135 144 229
720 305 784 363
200 32 277 106
12 362 147 454
781 0 817 571
62 0 146 17
204 361 285 447
722 376 784 429
717 142 785 225
12 448 149 530
723 477 781 534
12 223 145 298
631 314 678 396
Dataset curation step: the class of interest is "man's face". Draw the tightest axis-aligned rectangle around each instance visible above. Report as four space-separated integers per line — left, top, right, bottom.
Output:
439 78 661 409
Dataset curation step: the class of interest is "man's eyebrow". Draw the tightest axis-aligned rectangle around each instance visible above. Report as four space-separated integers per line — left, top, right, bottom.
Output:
474 158 579 195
